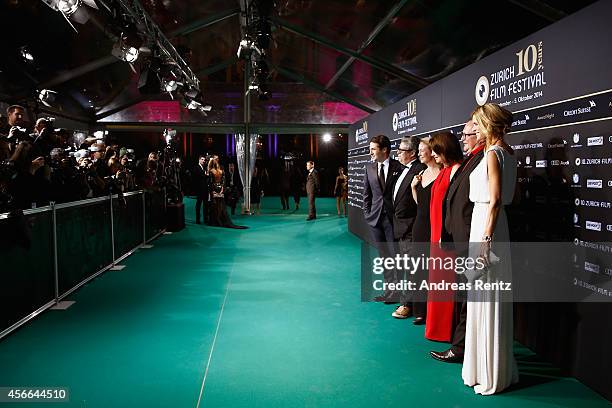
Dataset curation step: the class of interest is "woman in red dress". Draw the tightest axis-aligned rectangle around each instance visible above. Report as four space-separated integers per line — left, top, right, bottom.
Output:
425 132 463 342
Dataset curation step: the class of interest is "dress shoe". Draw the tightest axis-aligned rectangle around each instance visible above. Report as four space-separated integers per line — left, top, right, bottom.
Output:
373 295 387 302
391 305 412 319
412 317 425 325
306 217 315 221
430 349 463 363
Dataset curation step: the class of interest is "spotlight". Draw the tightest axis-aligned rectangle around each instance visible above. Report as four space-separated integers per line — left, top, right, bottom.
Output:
19 46 34 63
112 41 139 63
38 89 57 107
163 79 177 92
111 30 142 63
56 0 80 15
54 0 94 25
322 133 332 143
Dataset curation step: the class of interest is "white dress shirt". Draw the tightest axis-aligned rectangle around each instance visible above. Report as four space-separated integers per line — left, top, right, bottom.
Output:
393 159 417 202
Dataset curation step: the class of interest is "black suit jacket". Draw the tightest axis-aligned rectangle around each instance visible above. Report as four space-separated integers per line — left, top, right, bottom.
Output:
362 158 404 227
442 149 485 244
193 164 209 197
306 169 320 195
392 160 426 240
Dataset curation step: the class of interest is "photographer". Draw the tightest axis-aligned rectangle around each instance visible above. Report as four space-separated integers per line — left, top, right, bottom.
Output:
4 141 49 209
32 118 57 158
48 148 88 203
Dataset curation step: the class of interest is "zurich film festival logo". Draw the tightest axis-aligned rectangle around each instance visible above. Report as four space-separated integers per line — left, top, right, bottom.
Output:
392 113 399 132
392 99 417 133
573 173 580 184
475 76 490 106
355 121 368 144
573 133 580 144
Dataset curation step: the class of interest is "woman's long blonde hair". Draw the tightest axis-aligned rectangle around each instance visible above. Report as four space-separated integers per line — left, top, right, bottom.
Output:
471 103 513 148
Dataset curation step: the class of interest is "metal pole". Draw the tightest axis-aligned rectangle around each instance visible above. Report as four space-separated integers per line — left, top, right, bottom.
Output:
142 191 147 244
110 194 115 264
51 201 59 304
244 60 251 214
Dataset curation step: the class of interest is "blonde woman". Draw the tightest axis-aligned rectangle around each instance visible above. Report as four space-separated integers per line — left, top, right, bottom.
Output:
462 103 518 394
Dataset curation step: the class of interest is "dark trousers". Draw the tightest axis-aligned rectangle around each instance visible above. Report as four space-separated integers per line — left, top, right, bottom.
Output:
307 191 316 218
398 238 427 317
451 301 467 354
280 193 289 210
195 194 208 223
370 214 396 295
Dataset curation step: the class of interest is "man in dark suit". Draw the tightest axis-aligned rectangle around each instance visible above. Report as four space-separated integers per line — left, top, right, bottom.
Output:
305 160 320 220
390 136 427 319
225 162 242 215
193 155 209 224
430 120 485 363
363 134 404 302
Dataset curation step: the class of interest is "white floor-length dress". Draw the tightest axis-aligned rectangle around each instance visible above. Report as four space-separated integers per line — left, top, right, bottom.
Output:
462 145 519 395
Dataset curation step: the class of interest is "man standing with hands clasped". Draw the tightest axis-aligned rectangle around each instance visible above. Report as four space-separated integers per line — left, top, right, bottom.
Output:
391 136 426 318
363 134 404 302
305 161 320 221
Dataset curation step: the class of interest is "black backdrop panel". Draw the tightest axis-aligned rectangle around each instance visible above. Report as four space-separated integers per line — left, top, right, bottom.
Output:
347 0 612 399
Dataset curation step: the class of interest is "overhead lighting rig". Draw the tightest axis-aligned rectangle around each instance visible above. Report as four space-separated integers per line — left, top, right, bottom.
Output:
41 0 202 103
238 0 275 101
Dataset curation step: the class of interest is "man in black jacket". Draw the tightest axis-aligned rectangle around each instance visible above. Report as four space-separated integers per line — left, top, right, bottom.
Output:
193 155 209 224
363 134 404 302
390 136 426 319
430 120 485 363
305 161 320 220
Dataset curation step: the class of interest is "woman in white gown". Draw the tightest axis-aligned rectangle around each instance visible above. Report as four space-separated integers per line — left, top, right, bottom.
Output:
462 103 519 395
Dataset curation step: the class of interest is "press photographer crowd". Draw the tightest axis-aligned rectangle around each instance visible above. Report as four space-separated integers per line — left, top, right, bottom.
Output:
0 105 166 213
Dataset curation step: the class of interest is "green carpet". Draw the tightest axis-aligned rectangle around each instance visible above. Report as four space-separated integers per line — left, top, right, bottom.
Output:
0 197 608 407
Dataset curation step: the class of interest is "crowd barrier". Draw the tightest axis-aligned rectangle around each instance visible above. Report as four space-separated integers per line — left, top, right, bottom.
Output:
0 189 166 340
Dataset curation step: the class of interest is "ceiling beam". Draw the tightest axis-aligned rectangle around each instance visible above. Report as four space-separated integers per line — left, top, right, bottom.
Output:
271 16 428 88
168 8 240 38
325 0 411 89
102 122 349 134
95 96 148 121
40 56 118 90
508 0 567 22
196 56 239 77
274 65 375 114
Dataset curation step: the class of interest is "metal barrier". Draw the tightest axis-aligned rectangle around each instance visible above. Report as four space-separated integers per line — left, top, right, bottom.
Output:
0 189 166 340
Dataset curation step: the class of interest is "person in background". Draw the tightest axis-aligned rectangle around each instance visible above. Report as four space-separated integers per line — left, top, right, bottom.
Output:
225 162 242 215
193 155 209 224
305 160 320 221
334 166 348 216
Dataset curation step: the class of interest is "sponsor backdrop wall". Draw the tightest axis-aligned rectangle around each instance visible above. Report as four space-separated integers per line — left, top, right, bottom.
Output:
348 1 612 399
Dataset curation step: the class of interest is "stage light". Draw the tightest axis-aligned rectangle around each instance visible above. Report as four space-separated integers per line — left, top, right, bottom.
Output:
57 0 80 15
19 46 34 62
163 79 178 93
112 29 142 63
38 89 57 107
112 41 139 63
322 133 332 143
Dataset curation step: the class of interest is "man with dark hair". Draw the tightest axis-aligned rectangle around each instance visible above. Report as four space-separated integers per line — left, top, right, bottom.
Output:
305 160 320 221
391 136 426 319
430 120 485 363
363 134 404 302
193 155 209 224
